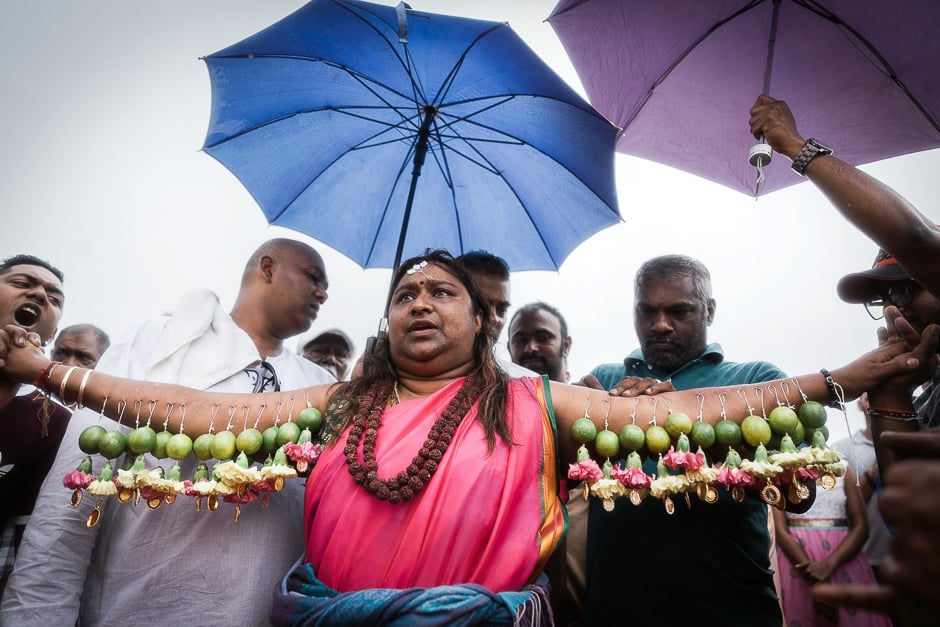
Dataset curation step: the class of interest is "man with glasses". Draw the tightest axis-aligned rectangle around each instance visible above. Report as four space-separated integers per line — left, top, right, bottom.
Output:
2 239 336 627
837 248 940 433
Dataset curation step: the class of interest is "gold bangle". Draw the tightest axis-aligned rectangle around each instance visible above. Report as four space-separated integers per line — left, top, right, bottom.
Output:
76 369 93 408
58 366 78 405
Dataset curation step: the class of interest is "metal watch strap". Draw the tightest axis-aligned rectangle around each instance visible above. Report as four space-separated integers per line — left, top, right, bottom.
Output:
790 138 833 176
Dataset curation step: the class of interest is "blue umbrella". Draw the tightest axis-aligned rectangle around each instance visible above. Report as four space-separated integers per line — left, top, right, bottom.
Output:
202 0 620 272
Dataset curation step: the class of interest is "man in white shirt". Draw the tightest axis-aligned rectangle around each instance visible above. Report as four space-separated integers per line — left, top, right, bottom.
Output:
1 238 335 627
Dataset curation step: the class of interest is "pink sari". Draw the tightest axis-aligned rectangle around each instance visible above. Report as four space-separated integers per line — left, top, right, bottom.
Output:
304 376 564 593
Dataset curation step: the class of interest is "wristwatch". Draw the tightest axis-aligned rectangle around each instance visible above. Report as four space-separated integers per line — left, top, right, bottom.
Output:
790 138 833 176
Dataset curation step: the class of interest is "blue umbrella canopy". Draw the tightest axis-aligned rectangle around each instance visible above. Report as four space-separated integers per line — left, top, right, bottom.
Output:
203 0 620 271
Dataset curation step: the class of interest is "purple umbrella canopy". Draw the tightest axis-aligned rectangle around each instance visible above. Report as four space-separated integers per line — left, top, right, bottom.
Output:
548 0 940 196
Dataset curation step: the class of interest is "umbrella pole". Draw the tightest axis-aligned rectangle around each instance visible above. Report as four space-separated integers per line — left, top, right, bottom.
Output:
365 105 438 359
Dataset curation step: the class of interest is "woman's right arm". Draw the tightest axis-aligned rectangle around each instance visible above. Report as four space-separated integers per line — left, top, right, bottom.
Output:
1 326 336 435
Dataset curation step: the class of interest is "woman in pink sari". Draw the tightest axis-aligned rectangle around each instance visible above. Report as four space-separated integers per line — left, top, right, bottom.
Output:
0 249 933 626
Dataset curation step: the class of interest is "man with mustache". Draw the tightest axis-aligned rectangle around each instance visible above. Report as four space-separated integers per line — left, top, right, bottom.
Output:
579 254 790 625
507 302 571 384
0 254 69 595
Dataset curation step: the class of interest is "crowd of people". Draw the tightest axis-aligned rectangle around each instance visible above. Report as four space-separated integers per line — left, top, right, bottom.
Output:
1 94 938 627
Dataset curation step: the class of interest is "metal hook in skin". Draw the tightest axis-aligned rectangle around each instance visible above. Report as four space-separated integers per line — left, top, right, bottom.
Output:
718 393 728 421
116 399 127 426
755 387 767 418
582 396 592 419
178 404 187 433
133 399 143 428
602 399 611 430
162 403 174 432
145 400 157 428
737 388 756 416
648 396 659 426
208 404 221 434
254 404 267 430
768 384 784 407
631 397 640 425
790 377 809 404
696 393 705 422
273 401 284 426
226 406 237 431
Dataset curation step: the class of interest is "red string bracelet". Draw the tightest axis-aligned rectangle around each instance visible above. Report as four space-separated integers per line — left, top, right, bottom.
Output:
34 361 61 389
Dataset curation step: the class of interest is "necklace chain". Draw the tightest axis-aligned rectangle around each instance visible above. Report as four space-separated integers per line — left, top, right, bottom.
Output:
344 376 480 503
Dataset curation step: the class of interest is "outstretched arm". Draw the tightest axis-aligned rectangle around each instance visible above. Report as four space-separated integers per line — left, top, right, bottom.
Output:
550 319 939 463
750 94 940 296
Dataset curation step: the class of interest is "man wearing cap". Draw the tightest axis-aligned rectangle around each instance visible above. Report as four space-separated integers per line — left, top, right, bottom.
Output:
300 328 355 381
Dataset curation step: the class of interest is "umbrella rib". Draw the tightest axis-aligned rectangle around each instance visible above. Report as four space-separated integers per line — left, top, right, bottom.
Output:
796 0 940 135
618 0 765 132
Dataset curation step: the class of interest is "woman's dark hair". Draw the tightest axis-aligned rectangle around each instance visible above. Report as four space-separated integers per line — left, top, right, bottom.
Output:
323 249 511 451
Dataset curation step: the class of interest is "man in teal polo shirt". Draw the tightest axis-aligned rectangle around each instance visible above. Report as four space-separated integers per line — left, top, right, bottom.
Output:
580 254 788 626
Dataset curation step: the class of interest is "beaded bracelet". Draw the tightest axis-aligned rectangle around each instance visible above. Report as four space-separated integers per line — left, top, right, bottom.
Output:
819 369 843 408
868 406 919 421
34 361 61 389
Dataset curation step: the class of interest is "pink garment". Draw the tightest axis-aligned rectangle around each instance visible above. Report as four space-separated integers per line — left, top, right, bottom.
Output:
304 376 563 593
777 524 892 627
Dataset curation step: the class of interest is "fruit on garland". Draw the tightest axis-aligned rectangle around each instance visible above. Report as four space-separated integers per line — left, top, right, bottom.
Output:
804 424 829 444
791 420 805 446
595 429 620 458
714 419 742 448
768 406 799 435
211 430 237 460
619 424 646 452
664 412 692 439
779 433 798 453
276 422 302 446
236 428 264 455
261 426 279 454
98 431 127 459
153 431 172 458
741 415 771 447
297 407 323 433
798 401 828 429
193 433 215 460
689 421 716 449
166 433 194 460
127 426 157 455
645 425 671 455
79 425 108 455
571 417 597 444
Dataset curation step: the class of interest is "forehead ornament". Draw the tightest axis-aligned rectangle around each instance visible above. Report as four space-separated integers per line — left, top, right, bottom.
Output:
406 260 431 281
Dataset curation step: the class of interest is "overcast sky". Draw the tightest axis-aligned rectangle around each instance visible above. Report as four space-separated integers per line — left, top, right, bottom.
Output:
2 0 937 441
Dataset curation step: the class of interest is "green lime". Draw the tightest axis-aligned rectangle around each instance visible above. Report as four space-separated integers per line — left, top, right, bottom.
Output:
571 417 597 445
664 412 692 439
276 422 302 446
153 431 172 458
165 433 193 460
127 426 157 455
193 433 215 460
297 407 323 433
768 406 799 435
804 424 830 445
595 429 620 458
211 430 237 460
791 420 805 445
236 428 264 455
645 425 671 455
742 415 772 447
262 425 280 454
78 425 107 455
798 401 828 429
98 431 127 459
619 424 646 452
689 421 716 449
714 419 742 448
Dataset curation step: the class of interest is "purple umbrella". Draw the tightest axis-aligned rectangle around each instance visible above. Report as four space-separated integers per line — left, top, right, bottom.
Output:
548 0 940 197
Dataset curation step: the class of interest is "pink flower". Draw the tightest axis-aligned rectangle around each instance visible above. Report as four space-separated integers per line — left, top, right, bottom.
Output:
223 487 260 504
611 465 651 489
568 460 603 482
254 478 278 492
794 467 820 481
283 442 323 473
663 447 705 471
63 470 94 490
717 466 755 487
